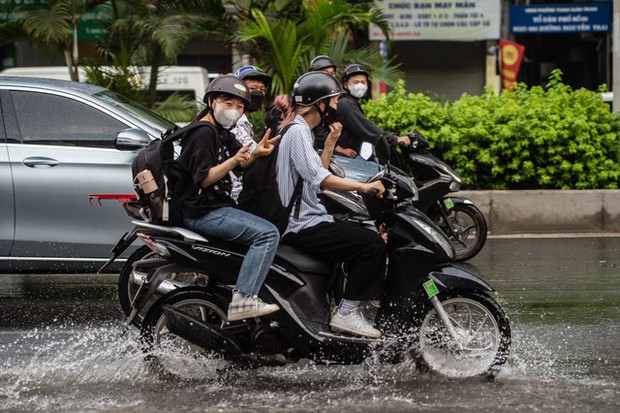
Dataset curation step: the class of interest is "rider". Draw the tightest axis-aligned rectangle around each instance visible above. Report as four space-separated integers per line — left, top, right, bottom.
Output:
336 63 411 159
173 74 280 322
272 71 387 338
230 65 272 201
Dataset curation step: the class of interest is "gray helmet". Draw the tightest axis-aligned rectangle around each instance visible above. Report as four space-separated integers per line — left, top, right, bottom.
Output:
292 72 342 106
342 63 370 83
203 74 250 107
233 65 272 87
309 55 336 72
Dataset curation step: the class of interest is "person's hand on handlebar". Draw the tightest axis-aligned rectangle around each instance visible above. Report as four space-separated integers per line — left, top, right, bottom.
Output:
397 135 411 147
359 181 385 198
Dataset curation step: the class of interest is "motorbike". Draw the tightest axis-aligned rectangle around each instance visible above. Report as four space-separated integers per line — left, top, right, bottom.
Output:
323 131 487 261
96 137 510 379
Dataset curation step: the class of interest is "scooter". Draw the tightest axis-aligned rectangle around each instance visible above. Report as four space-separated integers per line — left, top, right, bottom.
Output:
97 137 510 379
324 131 487 261
405 130 487 261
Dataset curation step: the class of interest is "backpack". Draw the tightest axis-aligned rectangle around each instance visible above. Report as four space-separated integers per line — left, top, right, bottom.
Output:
237 123 303 234
132 121 216 225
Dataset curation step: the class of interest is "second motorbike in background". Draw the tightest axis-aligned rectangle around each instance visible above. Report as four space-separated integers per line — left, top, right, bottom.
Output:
326 131 487 261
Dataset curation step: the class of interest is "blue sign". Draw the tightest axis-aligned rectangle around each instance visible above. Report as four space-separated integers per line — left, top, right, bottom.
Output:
510 2 612 34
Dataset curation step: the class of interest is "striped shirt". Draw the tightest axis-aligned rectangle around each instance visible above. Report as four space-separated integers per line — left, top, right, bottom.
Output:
276 115 334 235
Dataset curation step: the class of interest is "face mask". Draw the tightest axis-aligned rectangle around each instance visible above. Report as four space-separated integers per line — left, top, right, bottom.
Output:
247 91 265 113
213 102 242 129
349 83 368 99
318 101 339 128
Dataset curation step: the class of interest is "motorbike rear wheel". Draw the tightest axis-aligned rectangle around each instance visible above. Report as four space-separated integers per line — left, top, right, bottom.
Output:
431 202 487 261
413 291 510 379
118 247 208 324
141 289 229 354
118 246 153 317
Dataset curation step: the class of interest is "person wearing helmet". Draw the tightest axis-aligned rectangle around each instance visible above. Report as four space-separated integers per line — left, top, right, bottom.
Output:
230 65 273 201
272 71 387 338
308 55 337 77
336 64 411 159
173 74 281 321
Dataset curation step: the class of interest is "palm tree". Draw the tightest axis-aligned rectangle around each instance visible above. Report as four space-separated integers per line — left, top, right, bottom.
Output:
0 0 106 81
232 0 400 94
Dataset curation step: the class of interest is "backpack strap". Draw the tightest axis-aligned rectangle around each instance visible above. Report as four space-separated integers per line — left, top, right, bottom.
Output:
161 120 216 143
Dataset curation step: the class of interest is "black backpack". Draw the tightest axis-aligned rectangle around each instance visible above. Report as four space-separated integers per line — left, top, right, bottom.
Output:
237 123 303 234
132 121 216 225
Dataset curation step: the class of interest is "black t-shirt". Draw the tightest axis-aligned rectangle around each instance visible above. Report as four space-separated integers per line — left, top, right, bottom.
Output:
337 93 397 152
173 123 242 218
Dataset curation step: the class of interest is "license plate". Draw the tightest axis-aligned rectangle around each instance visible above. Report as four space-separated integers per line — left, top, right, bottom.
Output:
423 279 440 298
443 198 455 210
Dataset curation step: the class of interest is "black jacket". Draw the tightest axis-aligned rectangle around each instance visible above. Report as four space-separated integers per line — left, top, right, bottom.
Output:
337 93 397 152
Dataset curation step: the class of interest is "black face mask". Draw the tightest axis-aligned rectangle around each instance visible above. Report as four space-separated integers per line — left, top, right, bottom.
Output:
317 101 339 128
247 91 265 113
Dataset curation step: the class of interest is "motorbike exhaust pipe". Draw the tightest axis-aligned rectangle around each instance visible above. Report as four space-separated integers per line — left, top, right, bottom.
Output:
162 305 242 355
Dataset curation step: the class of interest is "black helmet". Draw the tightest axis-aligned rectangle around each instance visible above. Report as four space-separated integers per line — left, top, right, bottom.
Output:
309 55 336 72
233 65 272 86
203 74 250 107
342 64 370 83
292 72 342 106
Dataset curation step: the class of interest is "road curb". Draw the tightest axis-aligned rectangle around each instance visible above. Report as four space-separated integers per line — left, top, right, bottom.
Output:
459 190 620 235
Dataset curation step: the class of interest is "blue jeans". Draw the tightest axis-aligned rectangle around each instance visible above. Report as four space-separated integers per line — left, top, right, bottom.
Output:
184 207 279 296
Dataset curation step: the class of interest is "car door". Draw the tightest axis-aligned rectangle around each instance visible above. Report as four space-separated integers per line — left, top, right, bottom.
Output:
2 88 139 260
0 102 15 257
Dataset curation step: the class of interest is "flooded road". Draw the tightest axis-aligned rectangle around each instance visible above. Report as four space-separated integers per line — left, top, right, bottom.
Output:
1 236 619 412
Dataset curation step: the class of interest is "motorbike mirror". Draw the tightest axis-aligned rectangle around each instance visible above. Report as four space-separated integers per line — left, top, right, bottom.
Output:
360 142 374 161
115 128 151 150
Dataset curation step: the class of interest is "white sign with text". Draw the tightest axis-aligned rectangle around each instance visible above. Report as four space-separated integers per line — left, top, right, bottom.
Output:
370 0 501 41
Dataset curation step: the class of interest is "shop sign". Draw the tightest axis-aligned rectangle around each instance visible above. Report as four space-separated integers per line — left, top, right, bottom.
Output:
510 3 612 34
369 0 500 41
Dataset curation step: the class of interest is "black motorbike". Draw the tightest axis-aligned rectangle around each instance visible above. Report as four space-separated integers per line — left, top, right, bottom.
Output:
323 131 487 261
405 130 487 261
98 138 510 379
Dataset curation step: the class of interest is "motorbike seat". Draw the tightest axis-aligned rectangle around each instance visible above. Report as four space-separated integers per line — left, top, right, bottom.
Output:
276 244 333 275
132 220 208 243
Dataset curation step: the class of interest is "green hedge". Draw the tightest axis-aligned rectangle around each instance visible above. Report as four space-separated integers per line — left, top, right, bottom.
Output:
363 70 620 189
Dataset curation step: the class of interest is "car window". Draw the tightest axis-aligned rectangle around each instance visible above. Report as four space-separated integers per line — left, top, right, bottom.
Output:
94 90 175 132
11 90 127 148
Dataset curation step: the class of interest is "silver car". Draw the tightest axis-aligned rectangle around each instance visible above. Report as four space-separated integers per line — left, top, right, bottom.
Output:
0 77 174 272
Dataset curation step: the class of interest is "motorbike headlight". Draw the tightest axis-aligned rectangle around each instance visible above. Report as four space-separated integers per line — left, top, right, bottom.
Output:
416 220 455 260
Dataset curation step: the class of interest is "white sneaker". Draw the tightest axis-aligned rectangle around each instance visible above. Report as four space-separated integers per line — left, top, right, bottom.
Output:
329 309 382 338
227 294 279 321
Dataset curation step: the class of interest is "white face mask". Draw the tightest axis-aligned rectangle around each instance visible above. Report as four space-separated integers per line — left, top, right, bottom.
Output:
349 83 368 99
213 102 242 129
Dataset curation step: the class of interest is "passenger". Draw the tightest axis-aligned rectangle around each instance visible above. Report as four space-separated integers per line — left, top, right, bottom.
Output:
335 64 411 159
273 71 387 338
173 75 280 322
308 55 337 151
230 65 272 201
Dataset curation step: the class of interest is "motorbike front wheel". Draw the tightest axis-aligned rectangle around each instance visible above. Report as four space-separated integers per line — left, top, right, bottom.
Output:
431 202 487 261
413 291 511 379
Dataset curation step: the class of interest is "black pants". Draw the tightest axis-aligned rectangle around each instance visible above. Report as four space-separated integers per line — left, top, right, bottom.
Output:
283 221 386 300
